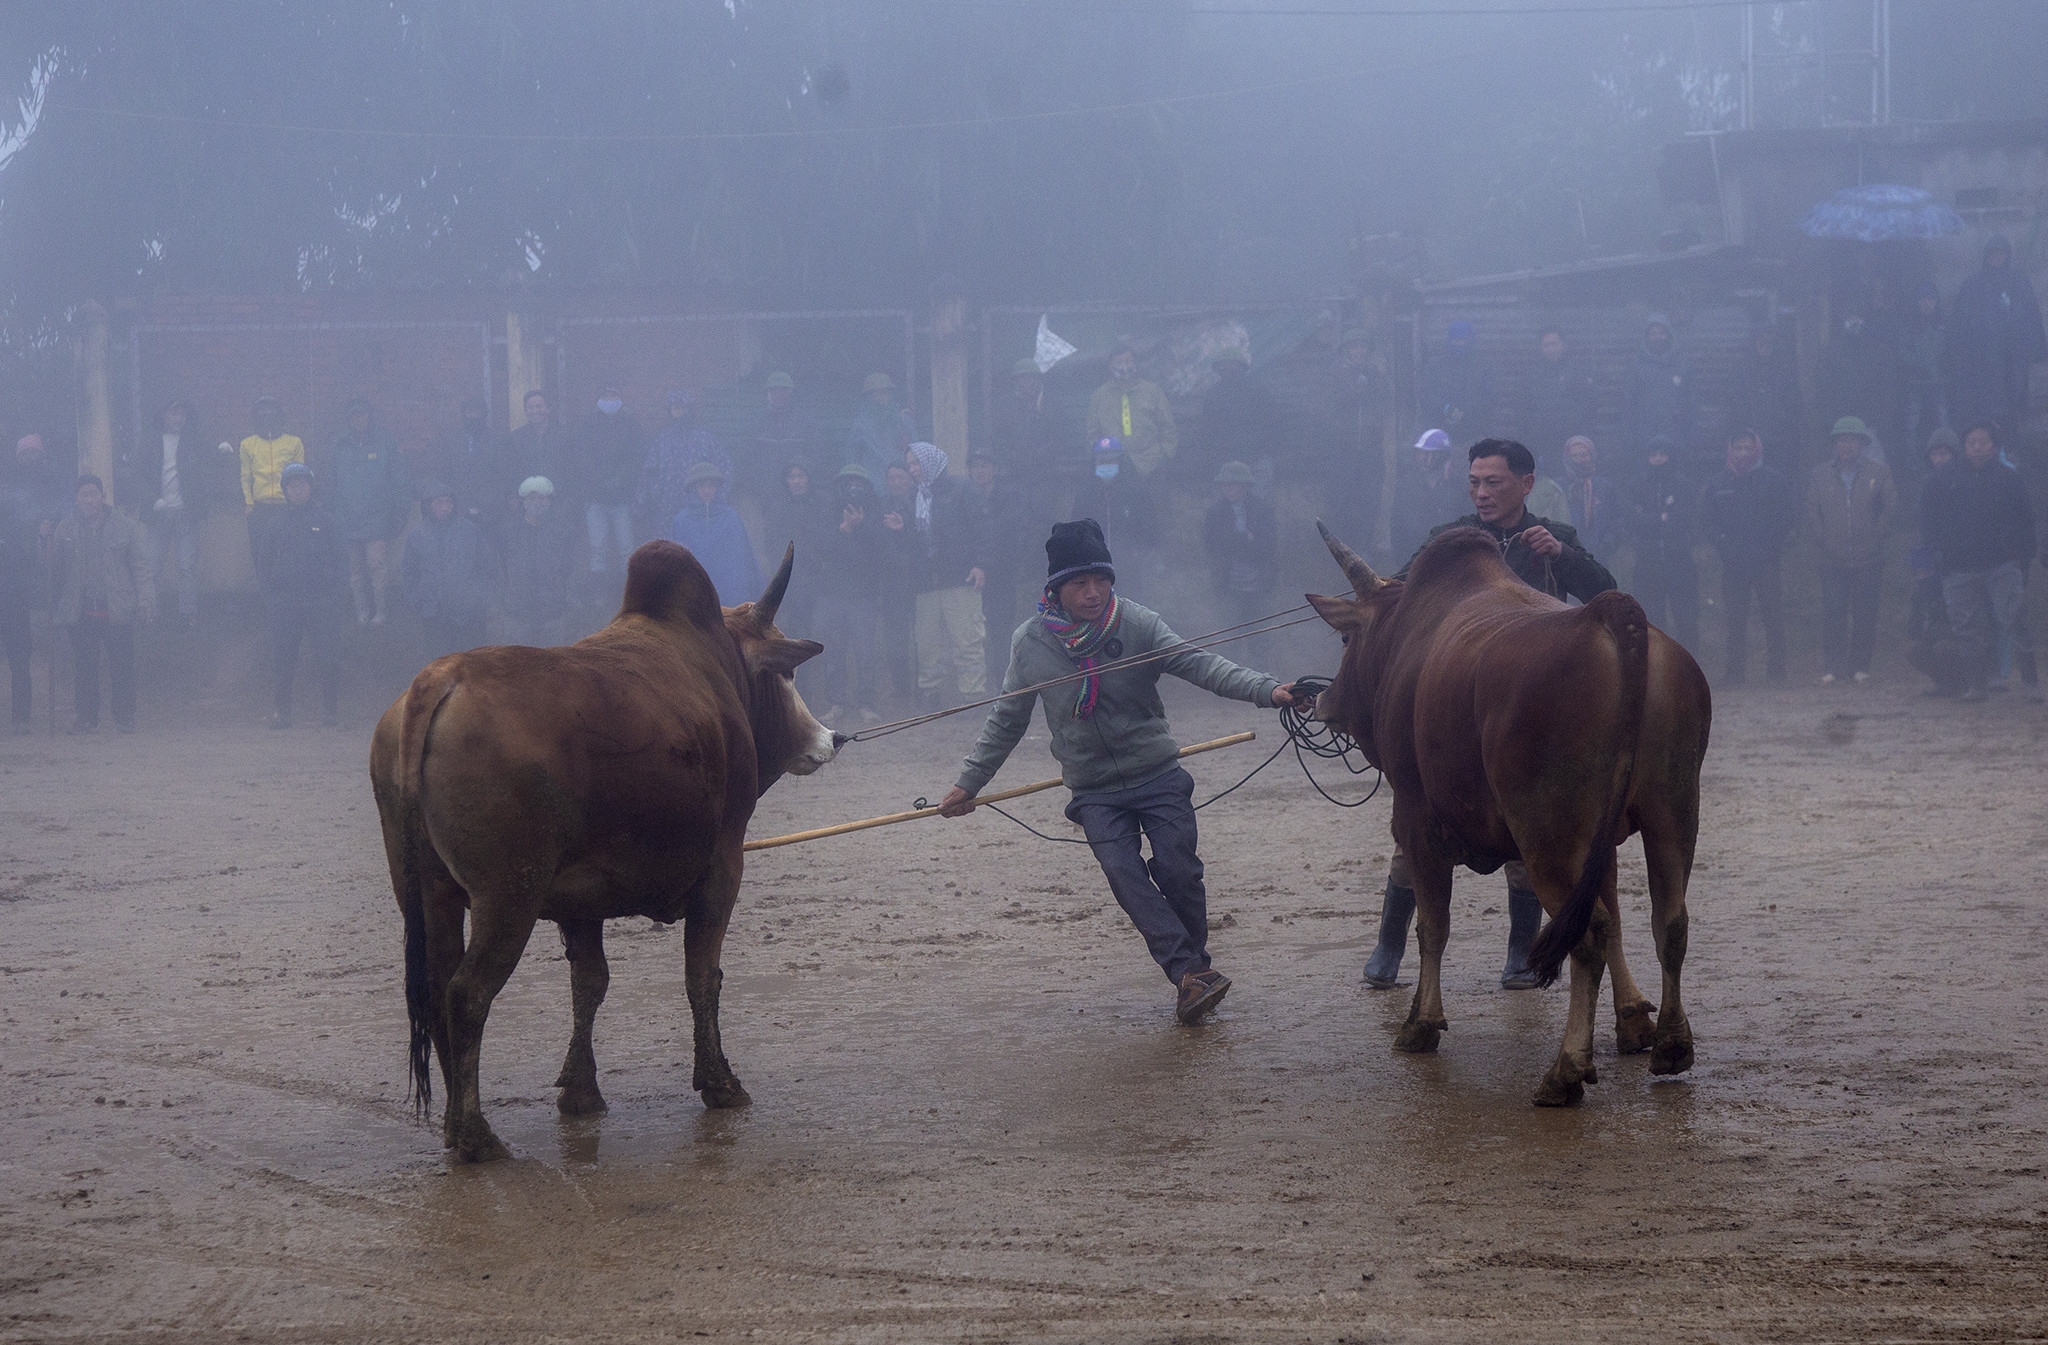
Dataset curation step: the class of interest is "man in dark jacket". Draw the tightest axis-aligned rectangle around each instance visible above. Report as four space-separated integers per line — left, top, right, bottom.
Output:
499 475 575 648
1699 428 1796 684
504 391 573 528
329 398 412 627
1069 436 1160 588
1202 460 1277 664
964 452 1028 692
749 372 820 493
1368 436 1616 995
1923 420 2040 701
424 397 502 536
905 441 987 703
1 435 71 729
1945 236 2047 434
1386 428 1465 564
1198 350 1284 479
1725 324 1801 460
1815 314 1902 462
1622 313 1695 460
1624 435 1699 651
577 384 643 588
1805 417 1898 684
401 477 494 659
123 400 230 629
991 359 1065 488
810 465 886 722
51 473 153 734
1524 328 1599 474
254 462 346 728
1419 320 1495 440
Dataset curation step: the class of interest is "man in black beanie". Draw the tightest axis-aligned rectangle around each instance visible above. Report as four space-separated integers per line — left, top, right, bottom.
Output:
939 519 1300 1024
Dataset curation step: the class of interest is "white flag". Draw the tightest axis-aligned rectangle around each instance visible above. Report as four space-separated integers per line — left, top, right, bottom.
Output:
1034 315 1077 374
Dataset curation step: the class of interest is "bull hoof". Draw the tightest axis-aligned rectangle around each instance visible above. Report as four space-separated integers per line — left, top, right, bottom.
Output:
448 1117 511 1163
1615 1002 1657 1055
699 1078 752 1109
1532 1073 1585 1107
1650 1032 1695 1076
1582 1061 1599 1085
557 1085 608 1117
1392 1018 1445 1054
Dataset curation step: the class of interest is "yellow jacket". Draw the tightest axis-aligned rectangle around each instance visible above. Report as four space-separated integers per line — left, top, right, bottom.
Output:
240 433 306 509
1084 379 1177 475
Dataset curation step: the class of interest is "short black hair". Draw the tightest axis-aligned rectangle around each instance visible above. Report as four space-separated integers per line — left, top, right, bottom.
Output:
76 473 104 493
523 388 547 404
1467 437 1535 477
1961 418 2002 446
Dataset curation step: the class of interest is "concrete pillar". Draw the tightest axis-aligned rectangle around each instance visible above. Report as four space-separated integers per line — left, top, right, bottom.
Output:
75 300 114 502
930 280 969 473
505 311 544 429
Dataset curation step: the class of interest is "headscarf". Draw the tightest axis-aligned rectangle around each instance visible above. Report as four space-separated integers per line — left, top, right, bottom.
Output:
1038 590 1124 720
909 441 948 531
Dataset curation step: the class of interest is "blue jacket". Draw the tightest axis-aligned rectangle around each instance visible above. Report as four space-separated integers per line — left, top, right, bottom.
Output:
670 500 763 606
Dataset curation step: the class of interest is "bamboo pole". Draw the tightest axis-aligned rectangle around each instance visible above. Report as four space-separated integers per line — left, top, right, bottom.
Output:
743 731 1256 853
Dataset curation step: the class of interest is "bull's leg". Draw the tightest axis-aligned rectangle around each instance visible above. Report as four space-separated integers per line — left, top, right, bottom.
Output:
1393 854 1452 1053
1535 895 1611 1108
1642 822 1696 1076
553 918 610 1116
441 898 539 1162
420 874 468 1132
1602 886 1658 1055
685 851 750 1109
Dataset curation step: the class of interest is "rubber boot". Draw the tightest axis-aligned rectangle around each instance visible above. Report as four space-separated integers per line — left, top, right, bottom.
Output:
1501 886 1543 989
1362 879 1415 988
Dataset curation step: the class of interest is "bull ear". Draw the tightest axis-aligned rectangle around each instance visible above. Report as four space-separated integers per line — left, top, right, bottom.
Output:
1315 519 1383 596
1306 592 1365 635
753 544 795 630
743 636 823 677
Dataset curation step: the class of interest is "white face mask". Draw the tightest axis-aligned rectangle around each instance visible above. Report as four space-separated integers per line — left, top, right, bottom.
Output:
596 399 622 415
1095 462 1120 480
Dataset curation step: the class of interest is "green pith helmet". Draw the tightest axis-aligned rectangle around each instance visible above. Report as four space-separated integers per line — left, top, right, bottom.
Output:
764 371 795 391
1831 416 1874 443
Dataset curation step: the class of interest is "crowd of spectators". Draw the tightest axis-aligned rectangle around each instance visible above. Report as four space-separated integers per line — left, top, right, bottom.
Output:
0 236 2041 735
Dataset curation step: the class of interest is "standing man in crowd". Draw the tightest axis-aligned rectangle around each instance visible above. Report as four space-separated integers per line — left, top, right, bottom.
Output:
964 451 1025 693
810 465 884 724
1699 428 1795 686
1386 428 1463 564
640 390 729 532
1086 344 1177 477
1326 327 1394 534
1923 421 2040 702
578 382 643 594
751 372 818 491
993 358 1063 496
1 434 70 730
877 461 920 703
846 373 909 486
401 478 493 659
505 390 572 530
1727 324 1801 463
1559 434 1617 558
51 474 153 734
904 442 986 705
1945 236 2046 435
1806 417 1898 685
1525 328 1598 475
426 396 500 536
1420 320 1495 441
1623 314 1694 459
499 477 575 648
1070 436 1159 585
939 518 1302 1025
129 401 222 632
1197 347 1281 481
255 462 345 729
1815 315 1900 465
329 398 412 628
1624 435 1700 652
1202 461 1276 665
1362 438 1617 993
239 395 305 551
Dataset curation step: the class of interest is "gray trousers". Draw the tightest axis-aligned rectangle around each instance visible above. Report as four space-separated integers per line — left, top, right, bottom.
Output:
1943 562 2032 681
1066 766 1210 984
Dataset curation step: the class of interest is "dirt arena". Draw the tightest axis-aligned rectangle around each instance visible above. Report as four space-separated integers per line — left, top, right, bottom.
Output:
3 657 2046 1343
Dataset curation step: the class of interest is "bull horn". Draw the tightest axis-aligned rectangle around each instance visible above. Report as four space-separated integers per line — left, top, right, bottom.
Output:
755 543 795 627
1316 519 1383 595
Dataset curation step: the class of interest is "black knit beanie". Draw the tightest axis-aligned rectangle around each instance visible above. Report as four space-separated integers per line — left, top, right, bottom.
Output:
1045 519 1116 590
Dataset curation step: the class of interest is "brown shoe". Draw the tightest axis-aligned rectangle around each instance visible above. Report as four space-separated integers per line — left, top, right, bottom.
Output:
1175 969 1231 1025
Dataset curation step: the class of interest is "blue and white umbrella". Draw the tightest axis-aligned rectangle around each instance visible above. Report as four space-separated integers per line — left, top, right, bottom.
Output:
1801 184 1965 242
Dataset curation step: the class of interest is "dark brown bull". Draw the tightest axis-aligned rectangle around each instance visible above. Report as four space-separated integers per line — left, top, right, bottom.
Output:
1307 523 1710 1105
370 541 839 1161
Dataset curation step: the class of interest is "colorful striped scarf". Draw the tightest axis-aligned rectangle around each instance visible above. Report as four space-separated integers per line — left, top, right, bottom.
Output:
1039 592 1124 719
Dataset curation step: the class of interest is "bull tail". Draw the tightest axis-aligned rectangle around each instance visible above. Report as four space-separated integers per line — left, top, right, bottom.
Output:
1527 591 1650 989
395 674 460 1119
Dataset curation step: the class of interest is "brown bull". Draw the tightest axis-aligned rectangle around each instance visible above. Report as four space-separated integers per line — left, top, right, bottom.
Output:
1307 523 1710 1105
370 541 839 1161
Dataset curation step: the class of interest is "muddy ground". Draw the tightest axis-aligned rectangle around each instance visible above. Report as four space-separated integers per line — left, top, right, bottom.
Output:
3 638 2046 1343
